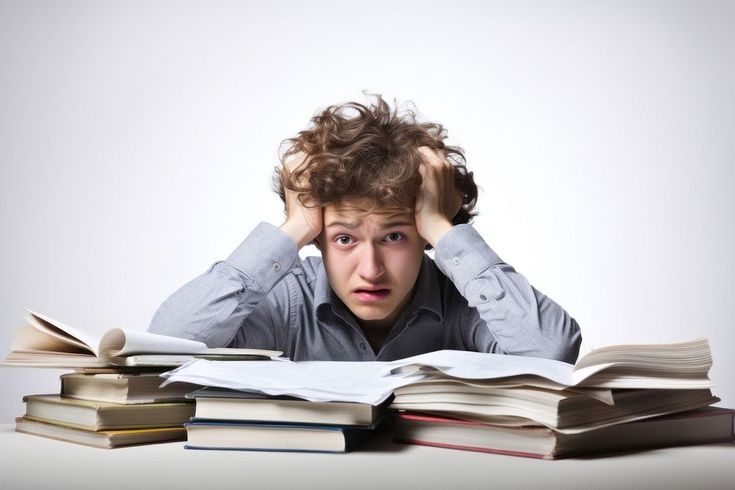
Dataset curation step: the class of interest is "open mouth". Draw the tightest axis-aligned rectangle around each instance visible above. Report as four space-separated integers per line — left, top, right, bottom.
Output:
353 288 391 301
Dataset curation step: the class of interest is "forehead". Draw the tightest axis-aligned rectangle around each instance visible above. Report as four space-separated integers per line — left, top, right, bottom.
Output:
324 200 414 225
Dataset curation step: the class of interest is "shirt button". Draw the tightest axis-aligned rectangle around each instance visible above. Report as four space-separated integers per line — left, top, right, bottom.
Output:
452 257 460 265
359 342 366 350
272 262 281 271
480 294 487 301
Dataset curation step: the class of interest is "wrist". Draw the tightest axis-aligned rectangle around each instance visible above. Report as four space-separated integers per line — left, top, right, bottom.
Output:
421 218 454 248
279 220 317 249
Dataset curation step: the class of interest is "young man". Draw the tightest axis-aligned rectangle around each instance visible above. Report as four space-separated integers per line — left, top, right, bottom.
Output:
148 96 582 363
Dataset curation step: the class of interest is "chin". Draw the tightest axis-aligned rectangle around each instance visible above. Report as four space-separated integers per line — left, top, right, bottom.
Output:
350 305 395 322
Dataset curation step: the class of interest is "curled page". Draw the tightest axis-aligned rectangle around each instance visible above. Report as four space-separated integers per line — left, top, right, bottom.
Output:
382 350 581 385
98 328 208 357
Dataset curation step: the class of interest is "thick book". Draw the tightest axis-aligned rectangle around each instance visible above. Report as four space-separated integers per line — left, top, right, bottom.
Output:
393 407 735 459
386 338 714 390
61 372 201 404
3 308 282 367
189 387 387 426
184 419 379 453
390 381 719 431
23 394 195 430
15 417 186 449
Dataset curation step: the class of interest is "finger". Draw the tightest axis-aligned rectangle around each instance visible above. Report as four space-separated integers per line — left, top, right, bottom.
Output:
417 146 444 169
418 159 439 193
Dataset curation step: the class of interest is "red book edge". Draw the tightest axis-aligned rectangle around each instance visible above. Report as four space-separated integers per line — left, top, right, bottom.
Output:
393 407 735 460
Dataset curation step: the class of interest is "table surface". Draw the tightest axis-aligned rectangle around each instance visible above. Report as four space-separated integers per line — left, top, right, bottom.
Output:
1 424 734 490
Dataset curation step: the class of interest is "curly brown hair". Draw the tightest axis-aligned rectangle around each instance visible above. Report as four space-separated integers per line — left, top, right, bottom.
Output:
273 94 478 225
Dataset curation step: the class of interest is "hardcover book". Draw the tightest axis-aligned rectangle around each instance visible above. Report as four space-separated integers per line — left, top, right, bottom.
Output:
15 417 187 449
185 419 380 453
22 394 195 430
61 372 201 404
189 387 387 426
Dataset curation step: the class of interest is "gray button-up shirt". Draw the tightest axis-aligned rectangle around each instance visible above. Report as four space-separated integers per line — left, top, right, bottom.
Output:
148 223 582 363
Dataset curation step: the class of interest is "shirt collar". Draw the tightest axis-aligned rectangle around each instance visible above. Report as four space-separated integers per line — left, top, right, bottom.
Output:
314 254 444 323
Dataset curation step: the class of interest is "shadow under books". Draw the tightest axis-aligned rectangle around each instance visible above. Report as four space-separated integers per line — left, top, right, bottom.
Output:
566 441 735 461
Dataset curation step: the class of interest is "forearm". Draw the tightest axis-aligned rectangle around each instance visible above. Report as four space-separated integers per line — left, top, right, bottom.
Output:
148 222 299 347
436 224 582 363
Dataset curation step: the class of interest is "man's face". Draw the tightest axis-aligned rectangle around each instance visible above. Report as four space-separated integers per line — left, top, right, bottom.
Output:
318 200 427 330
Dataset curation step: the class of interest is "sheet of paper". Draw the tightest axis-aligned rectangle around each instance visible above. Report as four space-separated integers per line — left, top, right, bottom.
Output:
382 350 578 384
161 359 424 405
161 350 590 404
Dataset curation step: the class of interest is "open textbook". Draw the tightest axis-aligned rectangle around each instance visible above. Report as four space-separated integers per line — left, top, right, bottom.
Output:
161 338 713 406
3 309 282 367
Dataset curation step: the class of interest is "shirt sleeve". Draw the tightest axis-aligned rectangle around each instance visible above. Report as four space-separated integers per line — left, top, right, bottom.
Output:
434 224 582 363
147 222 299 348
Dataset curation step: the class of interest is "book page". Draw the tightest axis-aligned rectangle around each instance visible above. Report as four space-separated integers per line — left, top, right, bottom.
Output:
573 338 711 374
24 309 100 354
161 359 420 405
160 351 618 404
382 350 580 385
10 323 91 355
98 329 209 357
98 330 283 360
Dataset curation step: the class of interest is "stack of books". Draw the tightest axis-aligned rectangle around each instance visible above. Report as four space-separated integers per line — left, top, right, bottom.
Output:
15 369 198 448
183 387 388 453
389 339 735 459
4 308 281 449
159 337 734 458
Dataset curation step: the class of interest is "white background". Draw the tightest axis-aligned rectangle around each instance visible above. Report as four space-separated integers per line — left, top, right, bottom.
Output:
1 0 733 423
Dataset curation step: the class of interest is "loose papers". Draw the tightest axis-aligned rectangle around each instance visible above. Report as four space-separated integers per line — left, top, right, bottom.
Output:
162 359 418 404
161 347 711 405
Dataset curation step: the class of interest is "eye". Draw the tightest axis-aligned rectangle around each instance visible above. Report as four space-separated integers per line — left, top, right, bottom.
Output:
335 235 354 246
385 232 405 242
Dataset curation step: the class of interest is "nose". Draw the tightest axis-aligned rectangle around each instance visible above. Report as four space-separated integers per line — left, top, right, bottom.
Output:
357 243 385 281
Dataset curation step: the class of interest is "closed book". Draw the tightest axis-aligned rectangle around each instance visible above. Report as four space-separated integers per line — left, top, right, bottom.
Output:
185 420 379 453
393 407 735 459
190 387 386 426
15 417 186 449
22 394 195 430
61 372 200 404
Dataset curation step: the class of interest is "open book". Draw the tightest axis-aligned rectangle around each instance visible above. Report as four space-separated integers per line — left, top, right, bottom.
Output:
386 338 714 390
161 338 713 405
3 309 282 368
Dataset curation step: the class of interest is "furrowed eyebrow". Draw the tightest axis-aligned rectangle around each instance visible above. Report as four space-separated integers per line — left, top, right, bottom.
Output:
381 221 414 228
325 220 413 230
326 221 359 229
